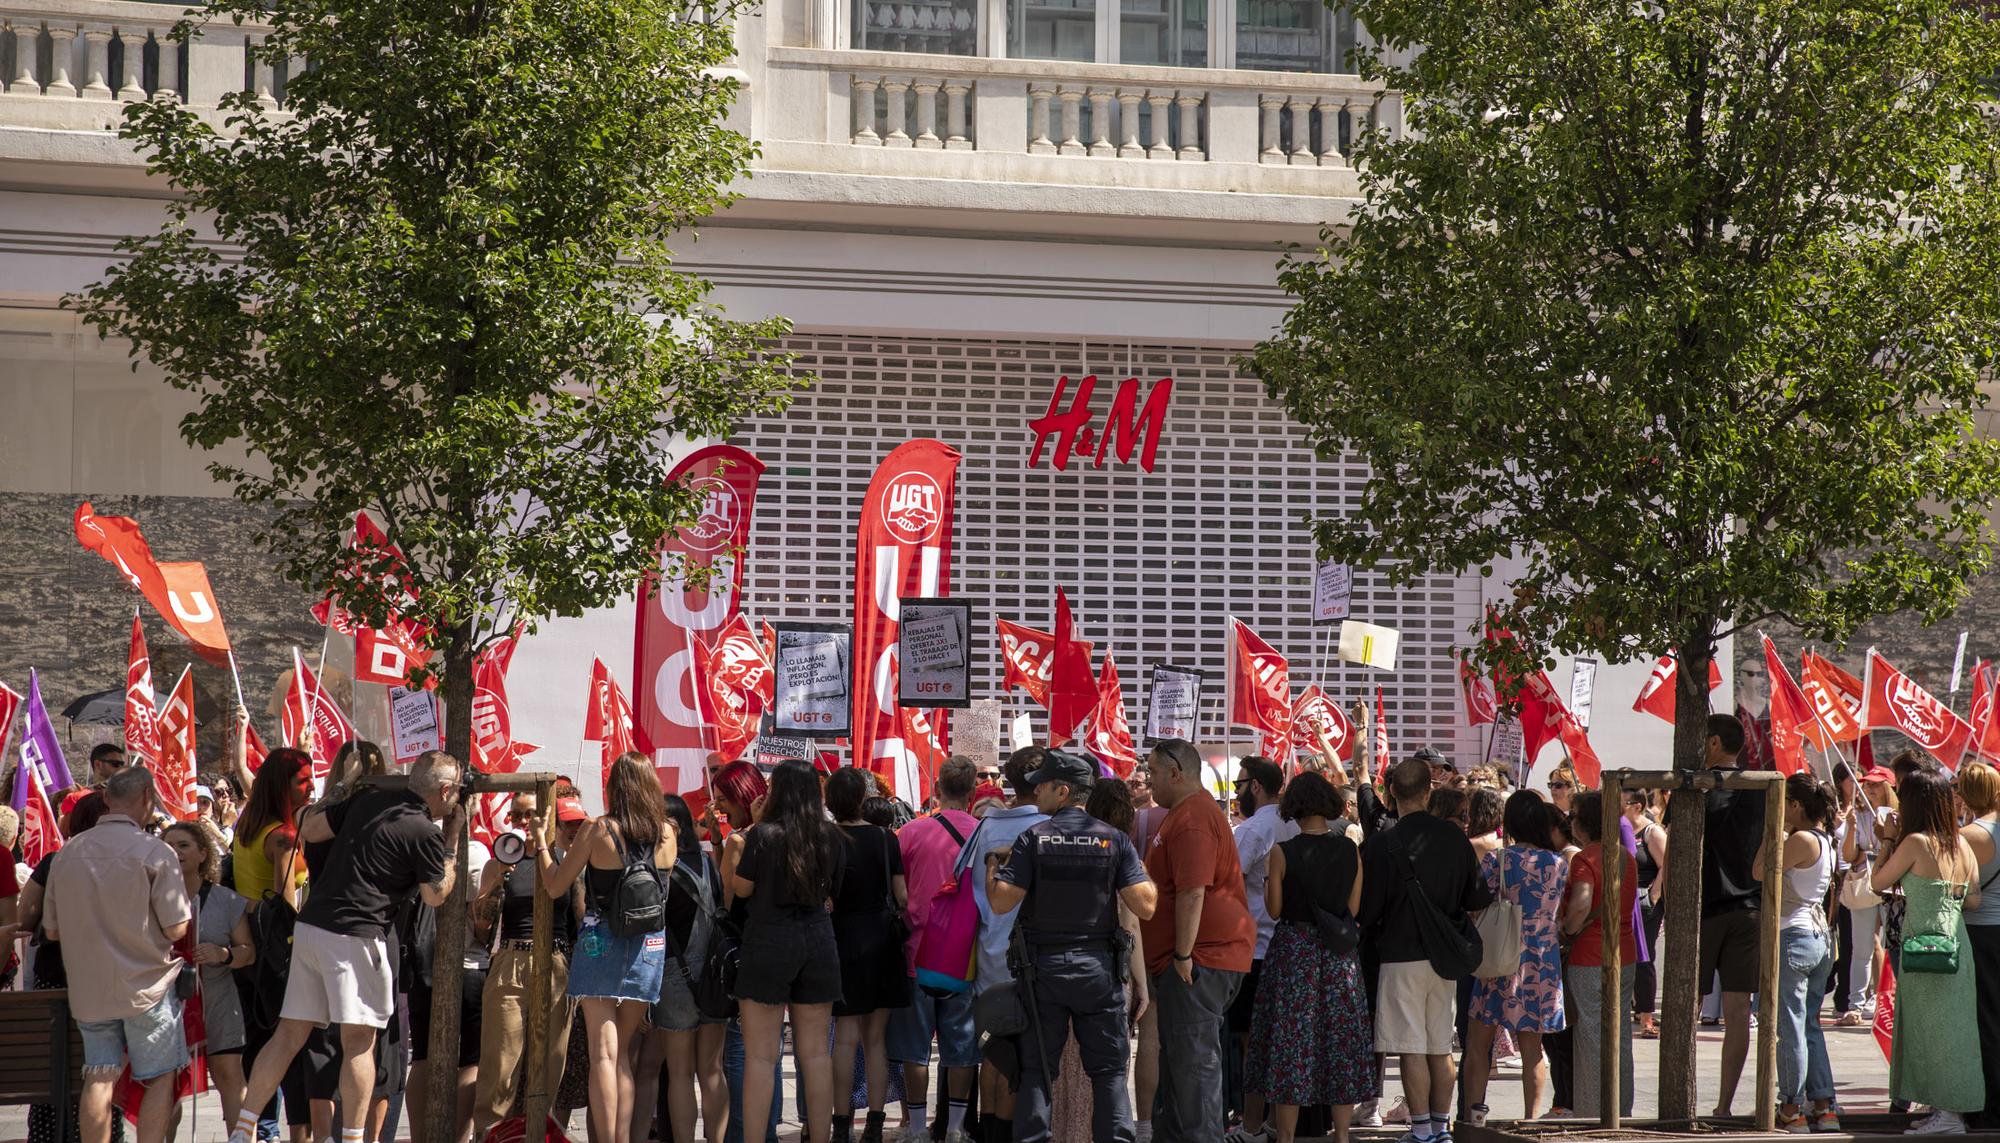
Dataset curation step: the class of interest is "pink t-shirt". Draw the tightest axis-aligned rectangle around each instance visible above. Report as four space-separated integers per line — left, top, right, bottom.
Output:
896 809 979 972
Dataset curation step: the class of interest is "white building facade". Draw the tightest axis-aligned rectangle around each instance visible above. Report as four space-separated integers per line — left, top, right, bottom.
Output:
0 0 1703 790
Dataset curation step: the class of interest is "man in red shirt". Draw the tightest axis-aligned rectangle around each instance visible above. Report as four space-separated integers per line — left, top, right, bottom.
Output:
1138 739 1255 1143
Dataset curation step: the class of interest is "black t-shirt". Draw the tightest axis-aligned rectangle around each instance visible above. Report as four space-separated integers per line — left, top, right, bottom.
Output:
740 821 847 923
997 806 1148 945
832 824 903 918
1358 810 1493 964
299 788 448 939
28 855 63 989
498 850 579 946
1696 768 1766 917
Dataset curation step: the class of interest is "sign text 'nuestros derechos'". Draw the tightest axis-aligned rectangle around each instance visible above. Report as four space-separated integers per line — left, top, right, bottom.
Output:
1028 375 1174 473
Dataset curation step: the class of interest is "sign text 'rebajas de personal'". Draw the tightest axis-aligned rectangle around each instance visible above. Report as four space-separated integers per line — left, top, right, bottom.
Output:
1027 375 1173 473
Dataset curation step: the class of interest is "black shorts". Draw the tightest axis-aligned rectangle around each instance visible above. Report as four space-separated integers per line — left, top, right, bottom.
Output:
409 965 486 1068
1699 909 1762 996
735 916 843 1007
1225 958 1263 1034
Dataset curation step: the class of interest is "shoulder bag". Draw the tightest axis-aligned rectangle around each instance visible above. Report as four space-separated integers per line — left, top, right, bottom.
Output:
1386 830 1483 981
881 828 909 943
1473 847 1524 979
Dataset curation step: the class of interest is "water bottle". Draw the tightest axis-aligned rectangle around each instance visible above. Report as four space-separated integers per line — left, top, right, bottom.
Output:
579 913 604 958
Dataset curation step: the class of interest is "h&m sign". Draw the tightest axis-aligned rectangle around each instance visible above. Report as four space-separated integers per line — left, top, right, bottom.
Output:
1027 375 1173 473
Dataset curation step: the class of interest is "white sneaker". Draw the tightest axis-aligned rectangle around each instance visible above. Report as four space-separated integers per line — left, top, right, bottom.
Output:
1356 1100 1384 1128
1910 1111 1968 1135
1493 1053 1522 1072
1134 1121 1155 1143
897 1128 931 1143
227 1131 253 1143
943 1132 973 1143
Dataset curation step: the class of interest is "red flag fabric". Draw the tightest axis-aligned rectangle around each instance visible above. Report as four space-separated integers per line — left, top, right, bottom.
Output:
19 753 62 867
243 720 269 773
75 503 233 664
1968 661 2000 764
1290 686 1353 766
124 614 163 767
1373 688 1392 780
471 636 522 775
693 634 758 765
1763 635 1814 777
635 446 765 793
314 513 432 685
0 681 21 758
1796 653 1862 748
997 619 1056 709
1458 661 1497 726
1874 957 1896 1063
1862 649 1972 769
282 648 355 779
1631 652 1723 725
1226 618 1292 747
585 658 643 788
1049 589 1098 747
1083 655 1137 776
1556 715 1603 787
155 667 199 819
898 706 950 784
1518 669 1600 783
852 440 960 801
1803 653 1865 732
760 621 777 670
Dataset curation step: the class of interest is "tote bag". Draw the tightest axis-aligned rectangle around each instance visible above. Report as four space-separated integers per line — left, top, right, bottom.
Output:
1474 847 1524 979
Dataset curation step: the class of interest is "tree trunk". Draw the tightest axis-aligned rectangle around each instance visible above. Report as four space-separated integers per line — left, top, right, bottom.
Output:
423 624 478 1143
1655 634 1714 1122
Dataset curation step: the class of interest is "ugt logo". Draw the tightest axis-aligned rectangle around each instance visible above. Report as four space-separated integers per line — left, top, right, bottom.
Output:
1027 375 1173 473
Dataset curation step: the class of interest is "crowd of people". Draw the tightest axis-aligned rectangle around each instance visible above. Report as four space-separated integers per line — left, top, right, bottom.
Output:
3 711 1997 1143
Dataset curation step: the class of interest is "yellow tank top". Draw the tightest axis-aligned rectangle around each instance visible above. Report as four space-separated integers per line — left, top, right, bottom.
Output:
231 822 299 902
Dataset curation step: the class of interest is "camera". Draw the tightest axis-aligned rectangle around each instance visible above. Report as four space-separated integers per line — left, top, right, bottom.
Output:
492 829 527 865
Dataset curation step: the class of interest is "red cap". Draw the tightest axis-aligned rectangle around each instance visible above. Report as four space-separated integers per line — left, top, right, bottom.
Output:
971 781 1007 807
1858 765 1897 784
554 795 588 822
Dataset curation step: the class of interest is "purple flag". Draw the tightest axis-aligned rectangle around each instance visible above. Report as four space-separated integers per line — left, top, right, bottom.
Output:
16 670 74 806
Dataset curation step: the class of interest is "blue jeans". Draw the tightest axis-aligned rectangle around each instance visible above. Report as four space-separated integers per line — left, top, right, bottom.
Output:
1777 926 1836 1107
723 1018 782 1143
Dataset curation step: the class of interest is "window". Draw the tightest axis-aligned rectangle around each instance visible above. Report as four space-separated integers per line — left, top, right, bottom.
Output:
853 0 979 53
1009 0 1099 60
1235 0 1355 72
1119 0 1208 68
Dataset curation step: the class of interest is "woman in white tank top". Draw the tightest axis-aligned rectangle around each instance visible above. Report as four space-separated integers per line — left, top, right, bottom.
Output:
1753 773 1840 1134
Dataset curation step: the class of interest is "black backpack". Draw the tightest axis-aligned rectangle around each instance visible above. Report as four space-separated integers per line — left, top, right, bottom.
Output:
601 833 666 937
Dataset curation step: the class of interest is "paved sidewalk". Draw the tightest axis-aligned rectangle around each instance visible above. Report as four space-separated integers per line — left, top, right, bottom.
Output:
0 1013 1904 1142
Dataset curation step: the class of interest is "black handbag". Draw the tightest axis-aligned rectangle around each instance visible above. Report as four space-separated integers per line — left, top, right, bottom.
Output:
693 913 742 1020
1307 902 1361 956
972 980 1030 1037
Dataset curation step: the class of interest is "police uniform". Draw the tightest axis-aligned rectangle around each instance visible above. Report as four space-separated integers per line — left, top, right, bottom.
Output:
995 759 1149 1143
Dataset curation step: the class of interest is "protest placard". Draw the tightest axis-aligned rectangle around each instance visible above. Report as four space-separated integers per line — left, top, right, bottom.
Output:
753 735 818 765
773 623 852 737
1570 658 1598 729
1312 559 1353 623
1487 717 1526 784
389 685 441 763
1145 664 1205 745
897 598 973 707
1010 712 1034 750
953 699 1002 769
1338 619 1399 670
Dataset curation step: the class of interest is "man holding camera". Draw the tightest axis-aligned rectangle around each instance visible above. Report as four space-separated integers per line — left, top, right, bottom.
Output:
986 751 1158 1143
227 750 464 1143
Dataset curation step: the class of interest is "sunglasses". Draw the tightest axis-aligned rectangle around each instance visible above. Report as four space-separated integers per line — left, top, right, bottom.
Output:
1549 781 1573 791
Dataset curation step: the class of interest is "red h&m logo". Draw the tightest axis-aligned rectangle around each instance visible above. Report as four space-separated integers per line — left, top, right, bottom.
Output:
1027 375 1173 473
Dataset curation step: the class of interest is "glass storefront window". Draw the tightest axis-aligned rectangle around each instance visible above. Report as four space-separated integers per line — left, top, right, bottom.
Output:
1119 0 1207 68
1234 0 1355 72
854 0 979 53
1009 0 1098 60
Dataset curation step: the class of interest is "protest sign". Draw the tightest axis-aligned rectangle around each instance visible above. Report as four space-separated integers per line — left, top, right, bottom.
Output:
1311 559 1353 623
897 598 973 708
1145 663 1205 745
953 699 1002 770
1487 717 1525 784
774 623 853 737
753 735 817 765
1338 619 1399 670
1010 712 1034 749
1569 659 1598 729
390 685 442 763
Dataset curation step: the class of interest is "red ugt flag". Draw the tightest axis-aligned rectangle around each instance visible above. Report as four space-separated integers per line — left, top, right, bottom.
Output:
585 658 644 790
1632 651 1722 725
155 667 199 820
1862 649 1972 769
17 753 62 867
283 648 356 778
1458 660 1497 726
1374 688 1392 779
1968 660 2000 764
1084 655 1137 776
1049 589 1099 747
1290 686 1352 766
125 613 163 768
1763 635 1815 777
1227 618 1292 750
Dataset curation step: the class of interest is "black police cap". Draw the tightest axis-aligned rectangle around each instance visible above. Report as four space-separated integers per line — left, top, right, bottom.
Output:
1024 749 1097 793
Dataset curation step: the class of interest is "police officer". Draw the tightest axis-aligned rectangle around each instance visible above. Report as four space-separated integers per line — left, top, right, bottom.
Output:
985 750 1158 1143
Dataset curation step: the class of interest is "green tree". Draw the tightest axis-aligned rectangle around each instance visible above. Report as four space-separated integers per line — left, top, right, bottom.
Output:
69 0 800 1116
1252 0 2000 1114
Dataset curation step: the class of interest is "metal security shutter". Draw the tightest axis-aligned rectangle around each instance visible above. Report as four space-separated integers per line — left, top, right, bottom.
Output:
732 332 1486 764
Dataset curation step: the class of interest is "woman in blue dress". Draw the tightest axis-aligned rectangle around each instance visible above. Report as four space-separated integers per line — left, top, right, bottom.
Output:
1461 792 1568 1125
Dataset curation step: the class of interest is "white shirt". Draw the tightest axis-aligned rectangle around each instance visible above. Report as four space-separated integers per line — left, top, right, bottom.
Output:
1233 802 1299 959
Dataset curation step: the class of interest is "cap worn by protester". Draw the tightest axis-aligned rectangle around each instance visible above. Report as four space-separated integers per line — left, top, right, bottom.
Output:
554 795 588 823
1025 749 1098 793
195 784 215 804
971 781 1008 808
1858 765 1897 785
1415 746 1453 770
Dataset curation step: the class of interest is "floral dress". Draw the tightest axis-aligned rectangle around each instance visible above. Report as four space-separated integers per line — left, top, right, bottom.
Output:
1471 845 1567 1033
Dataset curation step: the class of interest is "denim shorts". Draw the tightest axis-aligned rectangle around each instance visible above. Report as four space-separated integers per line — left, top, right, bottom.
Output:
886 977 979 1069
78 992 188 1082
